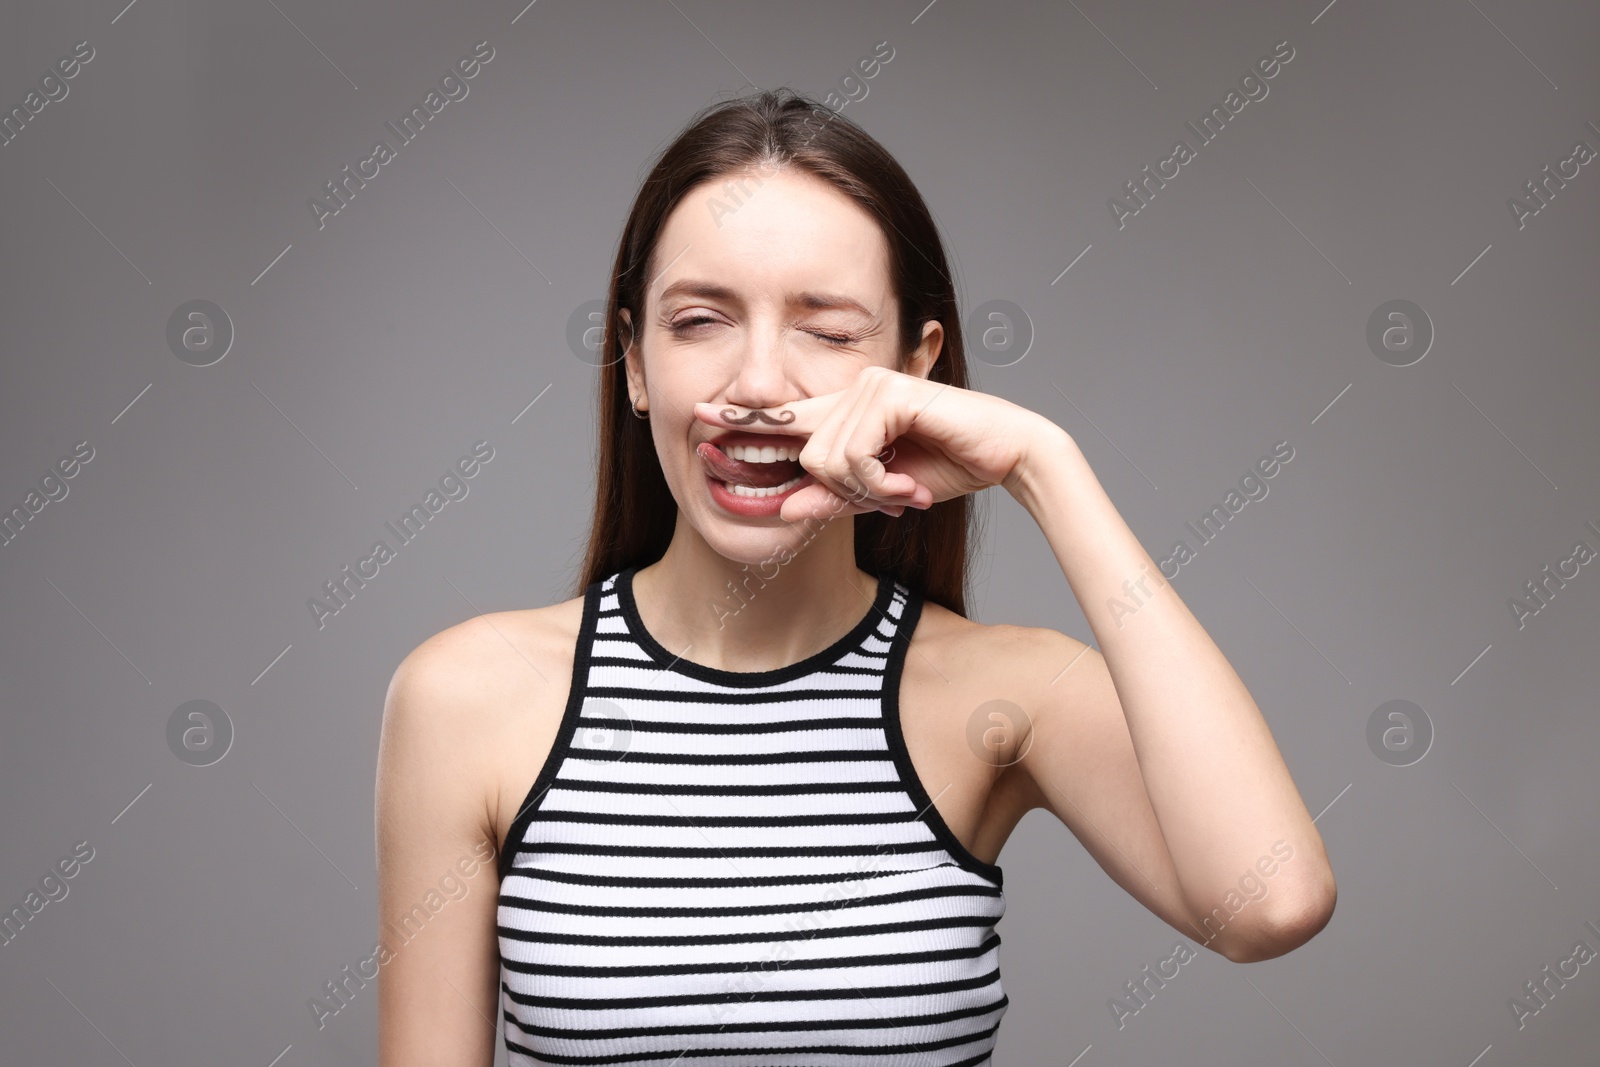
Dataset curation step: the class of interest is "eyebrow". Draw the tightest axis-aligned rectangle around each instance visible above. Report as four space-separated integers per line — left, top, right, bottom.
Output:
656 279 875 317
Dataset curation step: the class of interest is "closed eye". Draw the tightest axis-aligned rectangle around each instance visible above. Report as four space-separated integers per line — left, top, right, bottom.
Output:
810 330 857 346
670 316 858 347
670 315 718 334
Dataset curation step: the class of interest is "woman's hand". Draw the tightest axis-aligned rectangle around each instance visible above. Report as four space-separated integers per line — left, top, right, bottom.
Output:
691 365 1067 524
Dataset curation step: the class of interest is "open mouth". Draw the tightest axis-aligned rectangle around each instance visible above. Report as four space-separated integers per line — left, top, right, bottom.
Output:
718 471 808 498
696 440 807 497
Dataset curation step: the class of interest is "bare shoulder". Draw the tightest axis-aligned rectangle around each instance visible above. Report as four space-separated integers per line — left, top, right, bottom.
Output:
894 596 1099 858
903 595 1095 764
380 590 588 845
910 595 1093 692
387 592 586 715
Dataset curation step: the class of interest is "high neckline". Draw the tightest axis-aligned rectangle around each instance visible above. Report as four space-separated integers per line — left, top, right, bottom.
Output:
615 564 895 687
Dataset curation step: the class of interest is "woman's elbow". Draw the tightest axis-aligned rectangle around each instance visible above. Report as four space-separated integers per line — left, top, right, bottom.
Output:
1218 878 1337 964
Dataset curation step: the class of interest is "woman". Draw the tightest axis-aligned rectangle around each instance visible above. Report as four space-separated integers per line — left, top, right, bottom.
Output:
376 88 1336 1066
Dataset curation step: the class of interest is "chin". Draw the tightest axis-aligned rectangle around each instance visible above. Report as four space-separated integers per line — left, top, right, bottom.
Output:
701 522 808 563
693 503 834 565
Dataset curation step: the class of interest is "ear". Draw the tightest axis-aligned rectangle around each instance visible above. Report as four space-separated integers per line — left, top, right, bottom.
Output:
618 307 644 397
906 319 943 380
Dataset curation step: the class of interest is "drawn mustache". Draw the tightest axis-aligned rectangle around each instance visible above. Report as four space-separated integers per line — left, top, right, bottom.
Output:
718 407 796 426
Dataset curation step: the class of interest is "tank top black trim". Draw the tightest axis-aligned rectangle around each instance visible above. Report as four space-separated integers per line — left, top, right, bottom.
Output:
881 587 1006 888
497 576 601 885
615 563 896 687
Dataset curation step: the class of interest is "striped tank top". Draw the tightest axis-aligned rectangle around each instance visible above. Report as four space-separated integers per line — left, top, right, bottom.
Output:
496 564 1008 1065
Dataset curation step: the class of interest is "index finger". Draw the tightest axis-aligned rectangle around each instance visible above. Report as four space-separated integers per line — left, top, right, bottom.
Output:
691 393 841 436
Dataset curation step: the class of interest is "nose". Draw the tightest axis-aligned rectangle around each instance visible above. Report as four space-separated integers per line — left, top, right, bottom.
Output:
721 320 798 411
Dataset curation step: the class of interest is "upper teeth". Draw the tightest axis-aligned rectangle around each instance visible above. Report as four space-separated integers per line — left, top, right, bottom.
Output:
725 444 799 463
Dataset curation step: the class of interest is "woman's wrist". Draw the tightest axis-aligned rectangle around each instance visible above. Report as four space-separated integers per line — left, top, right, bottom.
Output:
1002 416 1078 511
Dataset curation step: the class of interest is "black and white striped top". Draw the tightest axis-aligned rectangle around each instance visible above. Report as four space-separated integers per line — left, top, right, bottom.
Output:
496 564 1008 1065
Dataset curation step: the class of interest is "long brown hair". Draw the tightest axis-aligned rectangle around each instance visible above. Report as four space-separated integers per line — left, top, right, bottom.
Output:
575 87 977 617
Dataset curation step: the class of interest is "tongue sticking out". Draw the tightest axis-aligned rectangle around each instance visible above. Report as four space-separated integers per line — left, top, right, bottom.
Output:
697 442 802 489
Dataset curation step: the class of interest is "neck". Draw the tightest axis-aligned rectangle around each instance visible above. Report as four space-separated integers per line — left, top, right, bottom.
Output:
631 517 879 674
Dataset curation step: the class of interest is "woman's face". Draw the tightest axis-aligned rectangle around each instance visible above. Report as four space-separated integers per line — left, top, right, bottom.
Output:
622 162 941 561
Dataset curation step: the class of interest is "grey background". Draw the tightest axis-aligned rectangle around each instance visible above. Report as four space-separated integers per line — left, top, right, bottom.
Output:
2 0 1597 1064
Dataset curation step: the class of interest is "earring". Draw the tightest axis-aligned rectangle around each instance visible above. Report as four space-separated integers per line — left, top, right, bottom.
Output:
629 393 649 420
